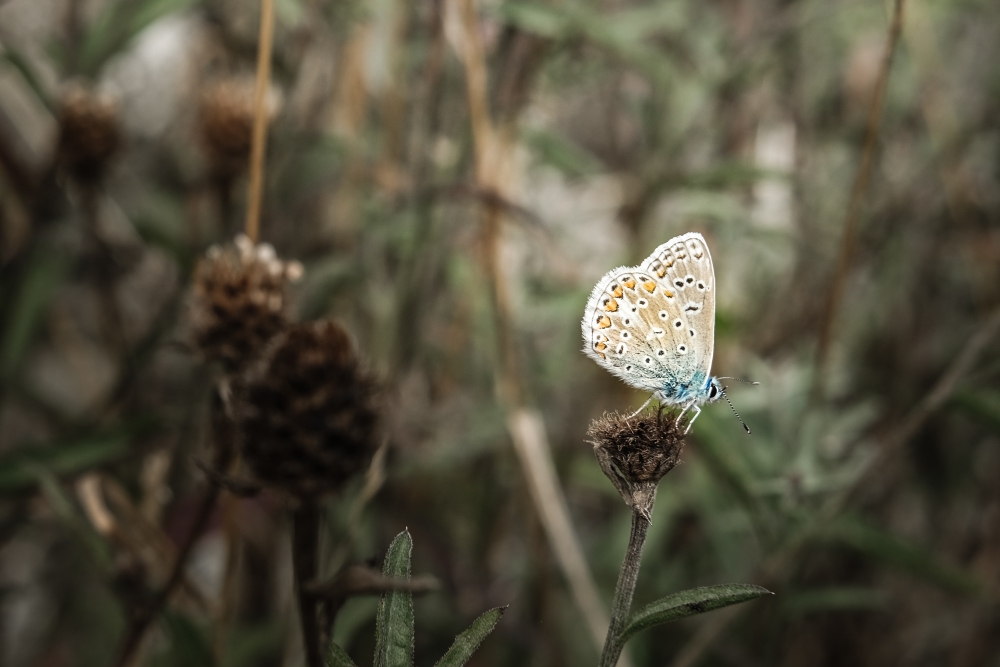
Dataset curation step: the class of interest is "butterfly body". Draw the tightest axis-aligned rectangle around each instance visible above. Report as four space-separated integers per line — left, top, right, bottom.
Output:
582 232 723 428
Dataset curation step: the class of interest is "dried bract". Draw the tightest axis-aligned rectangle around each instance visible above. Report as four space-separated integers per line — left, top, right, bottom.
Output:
239 320 380 498
588 409 686 518
189 234 302 370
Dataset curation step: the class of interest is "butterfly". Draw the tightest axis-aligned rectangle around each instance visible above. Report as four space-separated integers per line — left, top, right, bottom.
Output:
581 232 750 433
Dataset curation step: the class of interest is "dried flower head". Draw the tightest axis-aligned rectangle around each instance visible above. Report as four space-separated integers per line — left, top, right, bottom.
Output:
588 408 686 518
189 234 303 370
198 79 279 176
57 85 121 182
239 319 380 498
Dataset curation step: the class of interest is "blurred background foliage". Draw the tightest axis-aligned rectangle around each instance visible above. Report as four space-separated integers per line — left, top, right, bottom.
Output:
1 0 999 665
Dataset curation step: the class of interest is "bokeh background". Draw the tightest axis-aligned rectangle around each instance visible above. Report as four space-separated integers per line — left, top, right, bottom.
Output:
1 0 1000 665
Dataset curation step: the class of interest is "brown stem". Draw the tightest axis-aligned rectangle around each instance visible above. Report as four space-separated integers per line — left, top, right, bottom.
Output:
245 0 275 243
292 499 323 667
112 387 235 667
600 509 651 667
814 0 907 395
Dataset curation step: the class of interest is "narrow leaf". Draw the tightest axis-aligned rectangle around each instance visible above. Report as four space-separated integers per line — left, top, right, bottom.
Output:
326 642 358 667
2 250 67 380
433 606 507 667
821 515 983 596
374 530 414 667
619 584 771 644
0 419 156 494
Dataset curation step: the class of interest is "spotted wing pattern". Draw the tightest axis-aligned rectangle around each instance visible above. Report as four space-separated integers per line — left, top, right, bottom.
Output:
581 232 716 403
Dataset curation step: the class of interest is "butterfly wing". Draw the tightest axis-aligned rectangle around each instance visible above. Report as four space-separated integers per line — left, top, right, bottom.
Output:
582 232 716 402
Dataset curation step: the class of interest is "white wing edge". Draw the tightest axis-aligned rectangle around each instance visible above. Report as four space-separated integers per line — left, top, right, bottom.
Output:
642 231 713 272
580 264 632 365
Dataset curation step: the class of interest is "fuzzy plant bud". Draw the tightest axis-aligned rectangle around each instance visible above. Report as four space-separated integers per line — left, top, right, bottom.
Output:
188 234 303 371
238 320 380 498
587 409 686 519
198 79 279 177
57 84 121 182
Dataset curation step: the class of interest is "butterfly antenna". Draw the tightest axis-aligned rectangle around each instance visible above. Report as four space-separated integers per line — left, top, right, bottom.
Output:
721 388 751 435
718 377 760 386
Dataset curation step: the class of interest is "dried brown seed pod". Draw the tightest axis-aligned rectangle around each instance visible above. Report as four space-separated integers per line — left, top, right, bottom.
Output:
588 408 686 518
198 79 279 177
189 234 303 371
238 319 380 499
57 85 121 182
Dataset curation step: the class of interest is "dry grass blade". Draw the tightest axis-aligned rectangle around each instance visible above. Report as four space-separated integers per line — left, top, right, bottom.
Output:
245 0 275 243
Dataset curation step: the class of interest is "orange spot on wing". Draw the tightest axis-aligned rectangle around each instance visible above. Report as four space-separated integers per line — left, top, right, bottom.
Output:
656 268 666 277
612 285 623 298
604 298 618 312
643 281 656 293
664 290 674 298
598 352 606 359
597 316 611 329
595 341 607 351
623 278 636 289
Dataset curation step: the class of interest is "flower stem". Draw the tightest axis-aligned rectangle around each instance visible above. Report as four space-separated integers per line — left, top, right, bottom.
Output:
292 500 322 667
599 508 651 667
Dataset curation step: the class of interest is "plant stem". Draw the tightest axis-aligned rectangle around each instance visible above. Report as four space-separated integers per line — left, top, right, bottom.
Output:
245 0 274 243
600 509 651 667
814 0 906 396
113 387 235 667
292 500 323 667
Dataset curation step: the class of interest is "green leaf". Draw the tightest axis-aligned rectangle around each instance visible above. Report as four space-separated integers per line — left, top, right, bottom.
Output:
498 3 571 39
152 611 212 667
35 466 111 568
951 389 1000 434
2 249 68 380
77 0 198 76
326 642 359 667
433 606 507 667
1 51 54 111
820 515 983 596
618 584 772 645
0 420 156 494
374 530 414 667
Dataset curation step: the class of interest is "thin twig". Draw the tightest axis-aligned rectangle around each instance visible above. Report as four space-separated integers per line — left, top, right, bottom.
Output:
113 388 235 667
814 0 907 394
599 509 651 667
245 0 275 243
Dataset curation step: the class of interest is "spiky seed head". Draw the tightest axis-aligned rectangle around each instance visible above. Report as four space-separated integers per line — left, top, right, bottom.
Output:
188 234 303 371
238 320 380 498
587 408 686 517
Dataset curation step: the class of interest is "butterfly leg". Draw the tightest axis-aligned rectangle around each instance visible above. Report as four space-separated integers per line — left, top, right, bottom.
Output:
675 400 693 428
628 395 654 419
683 405 703 434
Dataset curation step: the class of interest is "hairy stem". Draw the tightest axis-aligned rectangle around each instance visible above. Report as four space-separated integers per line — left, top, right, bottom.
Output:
292 500 322 667
600 509 651 667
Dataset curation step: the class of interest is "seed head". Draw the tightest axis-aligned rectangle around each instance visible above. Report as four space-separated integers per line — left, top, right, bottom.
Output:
189 234 303 371
198 79 279 177
238 320 380 498
588 408 686 518
57 85 121 183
